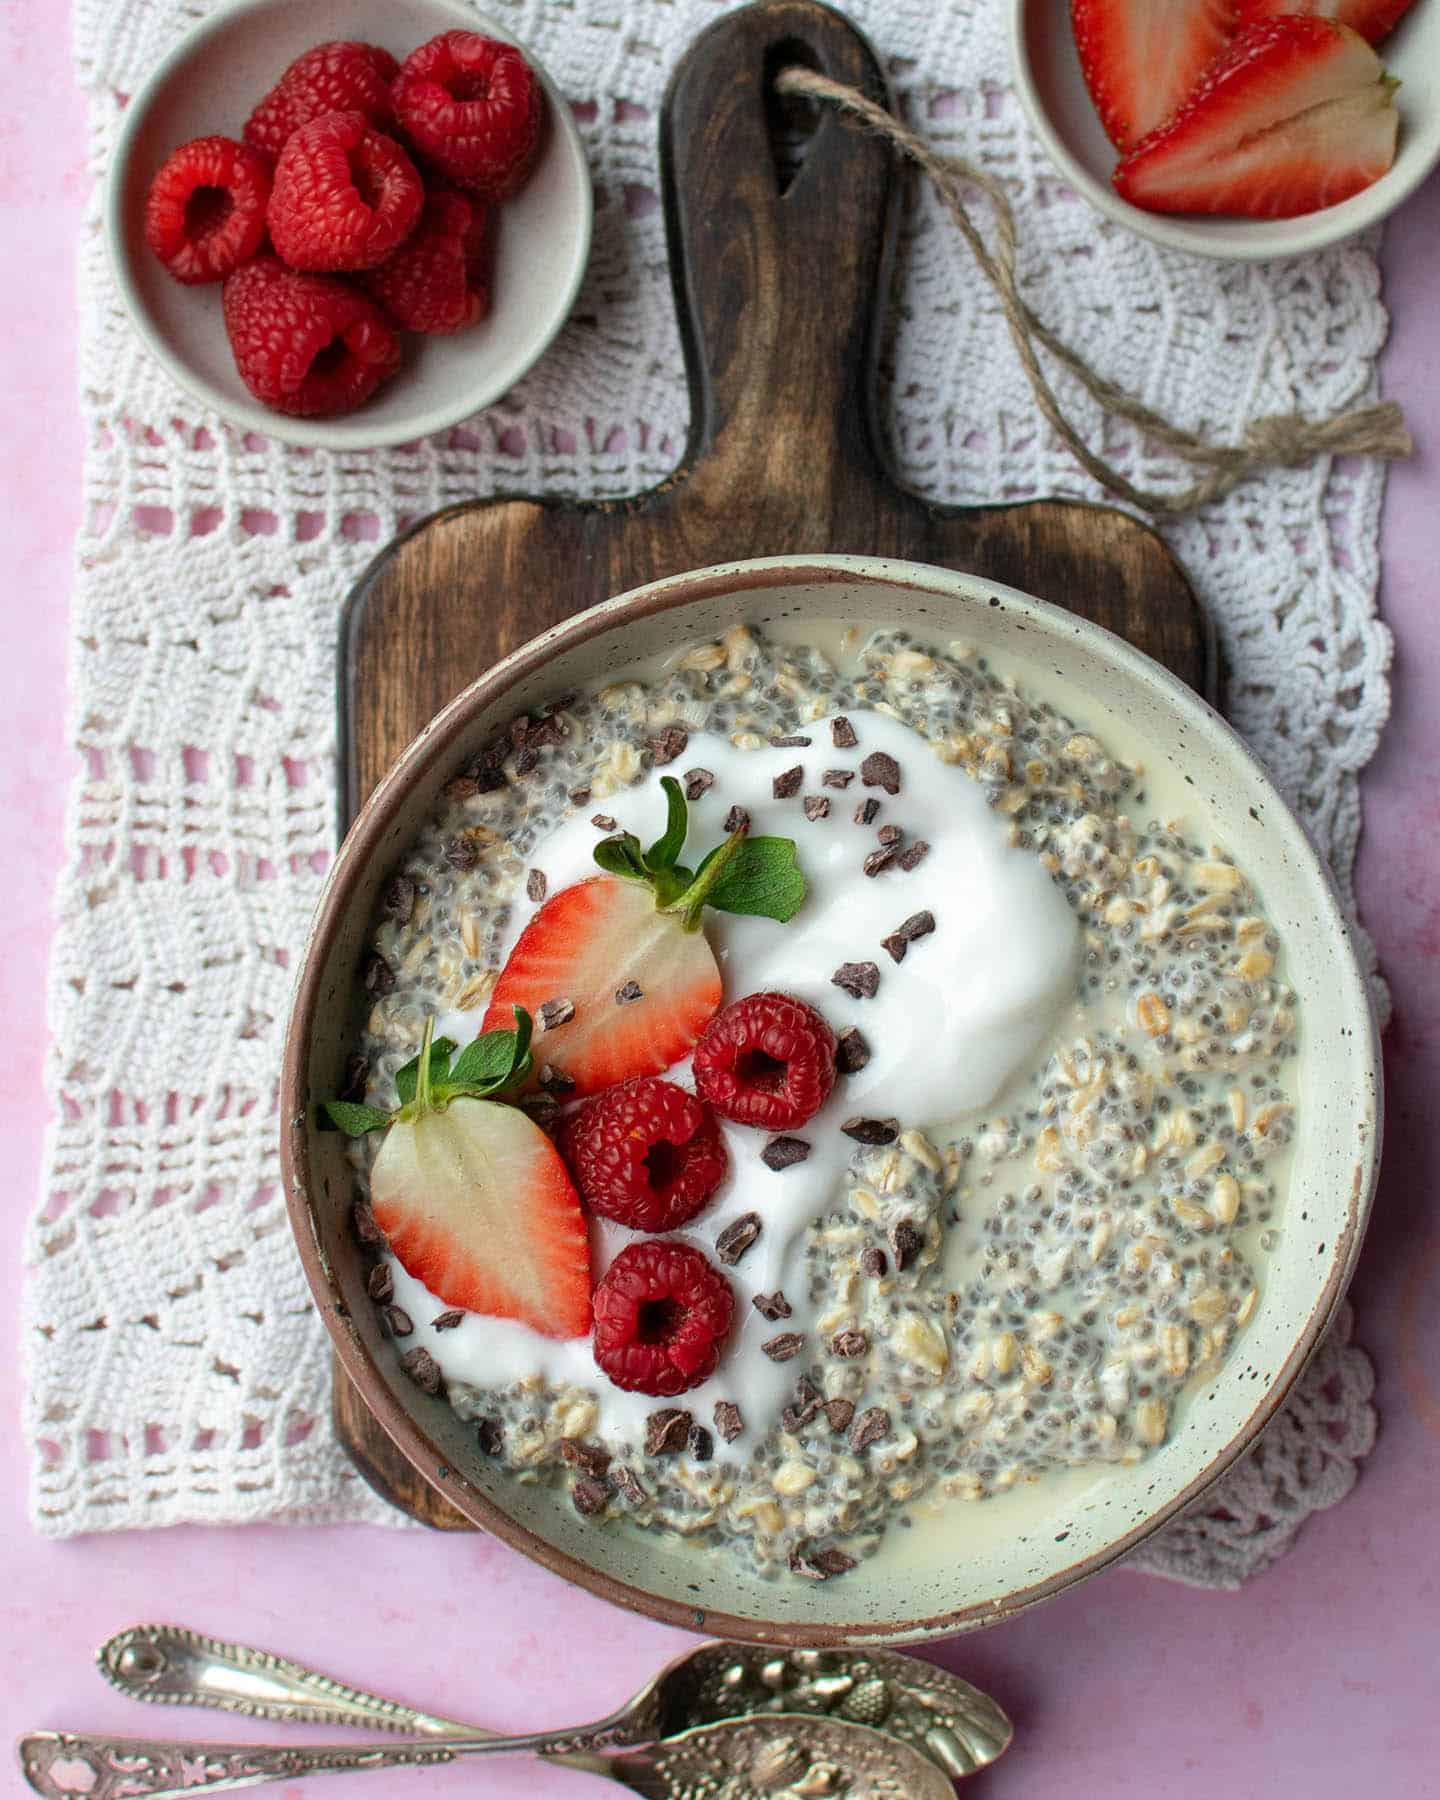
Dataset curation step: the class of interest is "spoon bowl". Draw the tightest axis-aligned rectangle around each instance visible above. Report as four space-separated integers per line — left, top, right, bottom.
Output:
614 1713 956 1800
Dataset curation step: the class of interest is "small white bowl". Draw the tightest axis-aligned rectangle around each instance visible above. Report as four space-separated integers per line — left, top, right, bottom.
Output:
105 0 593 449
1012 0 1440 260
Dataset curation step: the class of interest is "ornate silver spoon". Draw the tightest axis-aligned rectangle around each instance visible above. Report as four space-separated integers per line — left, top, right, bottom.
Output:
20 1711 955 1800
91 1623 1012 1780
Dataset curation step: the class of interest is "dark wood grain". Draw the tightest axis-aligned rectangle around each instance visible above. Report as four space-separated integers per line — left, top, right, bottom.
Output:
334 0 1211 1528
334 1367 471 1529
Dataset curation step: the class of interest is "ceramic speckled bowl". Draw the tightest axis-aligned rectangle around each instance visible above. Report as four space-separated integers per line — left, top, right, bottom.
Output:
281 554 1380 1645
104 0 592 451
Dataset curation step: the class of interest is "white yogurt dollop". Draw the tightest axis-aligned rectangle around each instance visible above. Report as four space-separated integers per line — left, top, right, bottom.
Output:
405 710 1080 1452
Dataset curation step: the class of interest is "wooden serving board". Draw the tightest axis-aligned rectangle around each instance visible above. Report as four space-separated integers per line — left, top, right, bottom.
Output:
335 0 1211 1528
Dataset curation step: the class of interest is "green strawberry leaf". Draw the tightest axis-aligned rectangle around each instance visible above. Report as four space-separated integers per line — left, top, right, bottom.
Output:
448 1033 518 1089
394 1035 457 1106
447 1007 533 1093
703 836 807 922
319 1100 393 1137
593 772 808 932
645 777 690 870
647 864 693 909
593 834 649 882
510 1002 533 1077
321 1012 535 1141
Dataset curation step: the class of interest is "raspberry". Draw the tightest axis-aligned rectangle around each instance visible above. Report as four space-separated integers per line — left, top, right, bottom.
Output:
692 993 837 1130
243 40 400 160
560 1078 727 1233
222 255 401 418
268 113 423 272
592 1241 734 1397
143 136 272 285
362 186 492 333
392 32 543 201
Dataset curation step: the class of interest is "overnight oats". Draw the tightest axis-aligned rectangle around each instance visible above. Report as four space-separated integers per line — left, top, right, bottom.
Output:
325 623 1298 1582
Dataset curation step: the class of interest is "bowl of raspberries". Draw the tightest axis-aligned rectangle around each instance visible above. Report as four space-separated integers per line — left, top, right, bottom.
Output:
105 0 593 446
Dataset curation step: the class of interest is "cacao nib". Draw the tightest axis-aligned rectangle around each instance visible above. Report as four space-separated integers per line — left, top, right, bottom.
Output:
860 751 901 795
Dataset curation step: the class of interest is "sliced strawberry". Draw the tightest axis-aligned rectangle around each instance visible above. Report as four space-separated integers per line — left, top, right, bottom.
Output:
371 1096 592 1338
1071 0 1239 152
483 876 723 1099
482 772 806 1099
1113 18 1398 218
1234 0 1416 49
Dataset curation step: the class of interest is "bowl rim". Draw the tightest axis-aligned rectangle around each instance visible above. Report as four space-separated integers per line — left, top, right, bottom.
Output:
102 0 594 451
1008 0 1440 263
281 551 1381 1645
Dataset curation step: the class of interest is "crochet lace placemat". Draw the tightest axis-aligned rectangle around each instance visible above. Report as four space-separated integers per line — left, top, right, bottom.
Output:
28 0 1383 1583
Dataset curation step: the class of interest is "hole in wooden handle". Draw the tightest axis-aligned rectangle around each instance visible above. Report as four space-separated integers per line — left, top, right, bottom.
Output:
764 39 823 196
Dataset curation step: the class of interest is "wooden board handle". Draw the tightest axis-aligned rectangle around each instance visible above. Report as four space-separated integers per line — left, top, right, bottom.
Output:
659 0 897 504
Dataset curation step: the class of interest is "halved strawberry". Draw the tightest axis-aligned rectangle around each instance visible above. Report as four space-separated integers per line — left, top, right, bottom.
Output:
324 1012 591 1338
483 774 806 1100
1071 0 1238 152
372 1098 592 1338
484 876 724 1099
1113 17 1398 217
1234 0 1416 49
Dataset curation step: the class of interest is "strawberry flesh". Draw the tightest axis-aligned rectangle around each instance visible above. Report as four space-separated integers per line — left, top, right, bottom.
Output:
1234 0 1417 48
1113 17 1397 217
1072 0 1239 151
371 1097 592 1338
482 876 723 1099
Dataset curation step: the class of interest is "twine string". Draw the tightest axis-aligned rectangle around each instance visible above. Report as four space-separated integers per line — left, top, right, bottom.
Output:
776 66 1412 518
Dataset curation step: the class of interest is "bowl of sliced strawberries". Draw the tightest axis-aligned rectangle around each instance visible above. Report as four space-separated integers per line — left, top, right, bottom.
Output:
1012 0 1440 257
105 0 592 447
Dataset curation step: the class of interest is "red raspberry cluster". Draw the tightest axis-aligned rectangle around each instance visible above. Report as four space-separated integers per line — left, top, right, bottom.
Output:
142 33 544 418
561 994 839 1397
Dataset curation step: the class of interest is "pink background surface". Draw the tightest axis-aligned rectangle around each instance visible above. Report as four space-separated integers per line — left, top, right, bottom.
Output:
3 8 1439 1796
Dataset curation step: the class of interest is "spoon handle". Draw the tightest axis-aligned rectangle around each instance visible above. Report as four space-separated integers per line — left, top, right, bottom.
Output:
96 1624 474 1735
19 1716 637 1800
